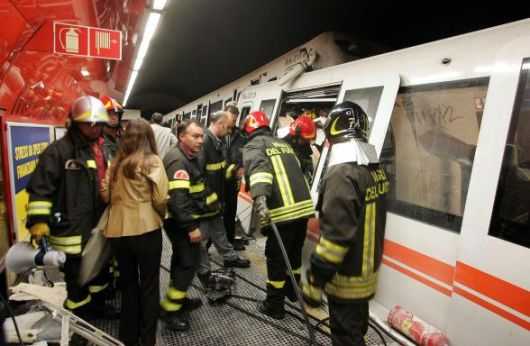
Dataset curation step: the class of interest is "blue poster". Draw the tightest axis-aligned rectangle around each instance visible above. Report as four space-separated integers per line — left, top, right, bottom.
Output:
10 125 51 193
8 124 52 240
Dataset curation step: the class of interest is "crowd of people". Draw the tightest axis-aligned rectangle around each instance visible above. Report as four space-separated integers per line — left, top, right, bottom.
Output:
25 95 388 346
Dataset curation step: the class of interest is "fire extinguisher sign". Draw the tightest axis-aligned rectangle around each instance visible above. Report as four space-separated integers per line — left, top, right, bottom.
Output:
53 22 122 60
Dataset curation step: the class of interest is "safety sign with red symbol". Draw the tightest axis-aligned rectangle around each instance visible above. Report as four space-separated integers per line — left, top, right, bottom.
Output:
53 22 122 60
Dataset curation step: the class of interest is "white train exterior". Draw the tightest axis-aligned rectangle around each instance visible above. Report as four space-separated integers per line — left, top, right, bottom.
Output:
173 20 530 346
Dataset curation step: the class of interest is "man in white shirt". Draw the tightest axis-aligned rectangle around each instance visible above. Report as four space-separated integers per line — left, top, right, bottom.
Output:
151 112 177 159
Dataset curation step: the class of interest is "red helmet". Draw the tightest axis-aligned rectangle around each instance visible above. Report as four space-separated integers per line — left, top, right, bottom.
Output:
243 111 270 135
289 114 316 140
100 95 124 116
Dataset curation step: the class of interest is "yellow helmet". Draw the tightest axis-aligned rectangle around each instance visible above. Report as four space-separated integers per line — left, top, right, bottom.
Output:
70 95 109 125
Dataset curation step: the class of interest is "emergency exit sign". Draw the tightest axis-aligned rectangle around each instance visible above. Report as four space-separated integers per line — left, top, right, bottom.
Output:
53 22 122 60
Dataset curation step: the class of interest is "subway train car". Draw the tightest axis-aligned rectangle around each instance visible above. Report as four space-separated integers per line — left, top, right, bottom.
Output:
232 19 530 346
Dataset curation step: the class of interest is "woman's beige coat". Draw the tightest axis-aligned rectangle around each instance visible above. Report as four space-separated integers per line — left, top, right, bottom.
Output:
102 155 168 238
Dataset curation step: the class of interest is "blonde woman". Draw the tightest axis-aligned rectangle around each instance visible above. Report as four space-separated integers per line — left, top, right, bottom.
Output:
102 119 168 346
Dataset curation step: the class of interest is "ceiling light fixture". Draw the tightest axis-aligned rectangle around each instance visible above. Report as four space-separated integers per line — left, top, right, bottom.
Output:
123 11 162 106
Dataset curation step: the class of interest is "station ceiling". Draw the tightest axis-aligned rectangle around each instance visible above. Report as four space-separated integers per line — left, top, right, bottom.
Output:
127 1 530 115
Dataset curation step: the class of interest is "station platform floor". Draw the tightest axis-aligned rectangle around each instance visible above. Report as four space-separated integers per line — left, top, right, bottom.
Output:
91 231 398 346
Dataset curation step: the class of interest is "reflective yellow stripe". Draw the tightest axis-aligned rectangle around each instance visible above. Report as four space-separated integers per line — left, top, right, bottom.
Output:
362 203 376 276
160 299 182 312
190 182 205 193
65 295 91 310
89 283 109 294
225 163 237 179
269 200 313 217
86 160 96 169
206 192 218 205
270 156 295 206
51 244 82 255
28 201 52 216
49 235 82 245
249 172 273 187
325 272 378 299
49 235 82 255
316 245 342 264
320 237 348 255
267 280 286 289
167 287 186 300
192 210 220 219
29 201 52 208
270 207 314 224
316 237 349 264
292 267 302 275
27 208 51 215
206 160 226 171
303 283 322 301
169 180 190 190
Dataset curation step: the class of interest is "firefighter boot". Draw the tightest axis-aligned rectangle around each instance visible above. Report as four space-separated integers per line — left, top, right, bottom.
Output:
258 283 285 320
284 273 301 303
165 310 190 332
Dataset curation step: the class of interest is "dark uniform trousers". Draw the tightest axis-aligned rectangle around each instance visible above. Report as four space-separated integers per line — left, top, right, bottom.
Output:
110 230 162 346
166 226 201 293
223 180 239 244
329 300 369 346
264 218 308 305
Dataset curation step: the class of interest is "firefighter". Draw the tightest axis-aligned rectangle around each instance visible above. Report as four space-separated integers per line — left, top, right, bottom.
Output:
160 120 215 331
100 95 123 160
283 113 317 185
303 101 389 346
223 103 247 250
199 111 250 274
26 95 117 323
242 111 315 320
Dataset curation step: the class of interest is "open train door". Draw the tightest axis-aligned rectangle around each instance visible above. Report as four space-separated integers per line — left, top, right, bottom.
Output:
447 34 530 346
310 73 400 203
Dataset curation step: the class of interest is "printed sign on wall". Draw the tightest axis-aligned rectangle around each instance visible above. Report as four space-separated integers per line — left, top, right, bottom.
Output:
7 124 52 240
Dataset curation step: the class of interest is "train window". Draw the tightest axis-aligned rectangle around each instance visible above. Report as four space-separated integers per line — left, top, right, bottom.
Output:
489 60 530 248
209 100 223 115
381 78 489 232
259 99 276 119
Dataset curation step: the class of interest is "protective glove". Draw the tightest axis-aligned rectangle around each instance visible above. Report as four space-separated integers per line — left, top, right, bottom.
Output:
254 195 270 226
30 222 50 240
302 271 323 308
29 223 50 248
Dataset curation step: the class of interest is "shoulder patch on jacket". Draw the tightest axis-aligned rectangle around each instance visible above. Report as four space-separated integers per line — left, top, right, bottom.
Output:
174 169 190 180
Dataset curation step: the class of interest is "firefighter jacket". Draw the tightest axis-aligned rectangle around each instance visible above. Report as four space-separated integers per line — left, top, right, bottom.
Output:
308 162 389 302
242 129 315 225
202 129 227 203
26 128 109 255
164 145 221 233
224 127 247 180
